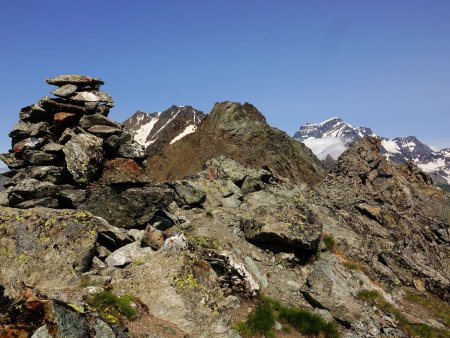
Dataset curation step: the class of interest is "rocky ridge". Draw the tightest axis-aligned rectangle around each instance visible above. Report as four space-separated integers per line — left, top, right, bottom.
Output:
294 117 450 189
123 105 206 157
145 101 327 185
0 76 449 338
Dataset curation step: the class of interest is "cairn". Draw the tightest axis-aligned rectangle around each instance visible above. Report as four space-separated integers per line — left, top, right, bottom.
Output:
0 75 148 209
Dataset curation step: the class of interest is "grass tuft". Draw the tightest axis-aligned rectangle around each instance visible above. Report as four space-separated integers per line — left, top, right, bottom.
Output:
322 234 336 252
234 297 340 338
86 290 136 324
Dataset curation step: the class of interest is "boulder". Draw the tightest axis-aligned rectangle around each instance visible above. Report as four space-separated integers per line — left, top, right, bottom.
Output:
0 207 99 294
79 113 121 129
105 242 153 267
46 74 104 86
51 83 78 97
80 185 175 228
241 202 322 260
63 132 104 185
117 142 145 159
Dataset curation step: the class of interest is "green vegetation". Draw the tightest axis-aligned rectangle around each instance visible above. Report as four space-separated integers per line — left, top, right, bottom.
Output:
205 210 214 218
404 289 450 327
86 290 136 324
322 234 336 252
342 261 360 271
234 297 340 338
357 290 449 338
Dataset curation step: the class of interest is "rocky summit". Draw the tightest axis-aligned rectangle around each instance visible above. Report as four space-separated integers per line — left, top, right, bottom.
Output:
0 76 449 338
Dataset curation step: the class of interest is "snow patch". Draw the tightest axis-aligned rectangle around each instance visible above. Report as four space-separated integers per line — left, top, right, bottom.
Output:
418 158 446 172
302 137 348 160
134 117 159 147
170 125 197 144
381 139 401 154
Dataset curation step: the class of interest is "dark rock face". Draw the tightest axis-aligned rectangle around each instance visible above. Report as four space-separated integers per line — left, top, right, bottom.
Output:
80 185 175 228
123 105 206 157
0 75 147 208
146 102 326 185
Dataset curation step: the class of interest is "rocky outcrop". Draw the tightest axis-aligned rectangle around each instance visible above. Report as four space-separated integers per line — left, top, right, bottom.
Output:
319 137 450 300
145 102 326 185
0 75 148 209
123 105 206 156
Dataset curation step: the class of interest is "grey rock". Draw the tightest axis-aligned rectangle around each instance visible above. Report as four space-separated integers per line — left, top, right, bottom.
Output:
51 84 78 97
46 302 89 338
42 142 64 153
92 256 107 269
0 153 27 169
57 187 87 208
9 178 58 200
118 142 145 159
71 91 114 106
15 197 59 209
96 217 133 251
63 133 104 185
31 325 52 338
94 319 116 338
88 125 122 136
46 74 104 86
0 191 9 206
79 114 121 129
170 180 206 207
80 185 174 228
162 233 188 252
22 149 58 164
105 242 153 267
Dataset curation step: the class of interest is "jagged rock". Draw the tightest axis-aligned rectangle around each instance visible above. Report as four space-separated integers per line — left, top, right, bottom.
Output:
22 149 59 164
41 142 64 153
170 180 206 207
41 97 87 115
15 197 59 209
63 132 104 185
105 242 153 267
71 91 114 106
0 153 26 169
51 83 78 97
46 74 104 86
57 187 87 208
117 142 145 159
8 178 58 201
80 185 175 228
162 234 188 252
88 125 122 137
241 202 322 260
53 112 80 131
100 158 148 184
96 216 133 251
0 207 99 293
19 101 53 123
104 131 133 152
79 113 121 129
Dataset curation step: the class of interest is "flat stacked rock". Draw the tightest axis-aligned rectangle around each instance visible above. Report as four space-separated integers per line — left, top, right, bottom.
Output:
0 75 148 209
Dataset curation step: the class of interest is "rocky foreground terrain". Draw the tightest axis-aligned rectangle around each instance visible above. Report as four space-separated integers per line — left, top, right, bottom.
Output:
0 75 449 338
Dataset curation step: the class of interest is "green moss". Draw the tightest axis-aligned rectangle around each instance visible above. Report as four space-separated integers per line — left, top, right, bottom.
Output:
192 236 223 250
205 211 214 218
86 290 136 324
172 273 201 290
234 297 340 338
357 290 449 338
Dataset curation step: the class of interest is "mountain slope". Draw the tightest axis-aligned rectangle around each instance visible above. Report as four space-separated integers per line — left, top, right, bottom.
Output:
295 118 450 189
145 102 326 184
123 105 205 157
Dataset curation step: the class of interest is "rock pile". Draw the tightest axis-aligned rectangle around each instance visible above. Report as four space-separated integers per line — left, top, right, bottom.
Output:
0 75 147 209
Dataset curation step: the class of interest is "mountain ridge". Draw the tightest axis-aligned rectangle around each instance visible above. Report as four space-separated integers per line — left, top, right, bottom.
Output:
294 117 450 189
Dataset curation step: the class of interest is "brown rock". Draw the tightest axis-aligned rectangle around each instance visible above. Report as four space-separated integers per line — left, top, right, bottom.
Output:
100 158 148 184
141 225 165 250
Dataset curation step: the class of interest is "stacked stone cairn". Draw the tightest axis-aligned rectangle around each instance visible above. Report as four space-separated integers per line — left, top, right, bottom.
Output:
0 75 148 209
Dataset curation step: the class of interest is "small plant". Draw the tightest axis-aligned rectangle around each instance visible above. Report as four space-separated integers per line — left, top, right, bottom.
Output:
86 290 136 324
322 233 336 252
357 290 448 338
205 211 214 218
405 289 450 327
234 297 340 338
342 261 359 270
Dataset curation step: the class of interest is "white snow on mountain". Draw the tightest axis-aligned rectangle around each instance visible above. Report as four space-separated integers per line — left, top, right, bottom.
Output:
295 117 450 188
134 113 160 147
170 124 197 144
302 137 348 160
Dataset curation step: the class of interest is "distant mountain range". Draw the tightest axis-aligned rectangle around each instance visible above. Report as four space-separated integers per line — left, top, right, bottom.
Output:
123 105 205 157
294 117 450 189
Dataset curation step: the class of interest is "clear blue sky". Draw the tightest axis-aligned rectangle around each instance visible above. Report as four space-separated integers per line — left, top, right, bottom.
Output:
1 0 449 163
